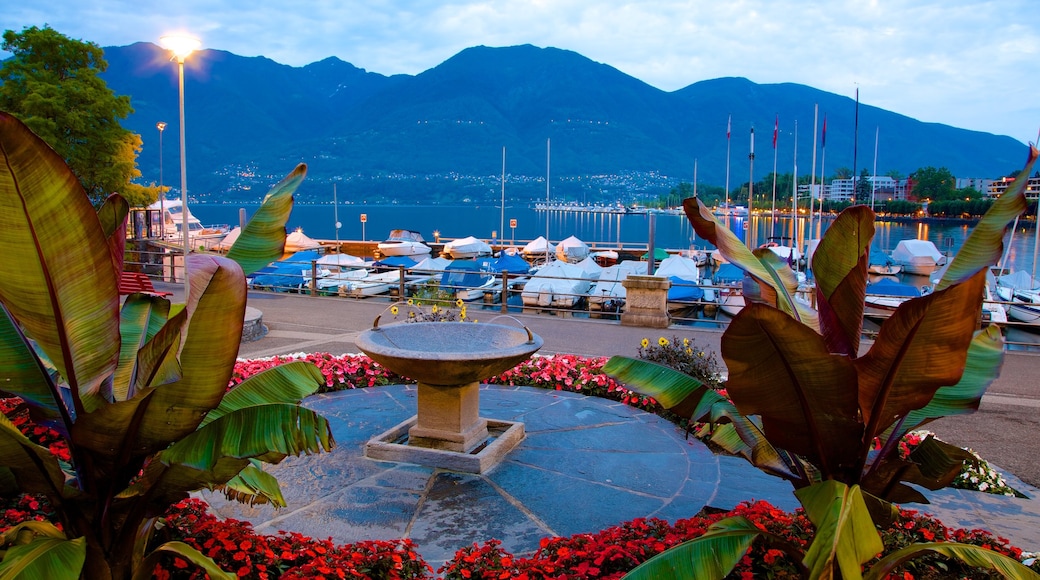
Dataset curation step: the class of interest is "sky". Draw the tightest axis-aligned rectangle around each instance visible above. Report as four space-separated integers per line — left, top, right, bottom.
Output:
4 0 1039 144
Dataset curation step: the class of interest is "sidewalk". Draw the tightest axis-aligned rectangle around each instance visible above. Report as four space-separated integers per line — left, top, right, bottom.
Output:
170 285 1040 557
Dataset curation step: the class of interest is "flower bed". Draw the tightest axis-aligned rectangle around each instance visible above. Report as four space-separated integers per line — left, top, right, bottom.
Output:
2 346 1037 578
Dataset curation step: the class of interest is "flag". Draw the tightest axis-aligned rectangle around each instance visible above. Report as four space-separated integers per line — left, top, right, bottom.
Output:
821 115 827 149
726 115 731 140
772 115 778 149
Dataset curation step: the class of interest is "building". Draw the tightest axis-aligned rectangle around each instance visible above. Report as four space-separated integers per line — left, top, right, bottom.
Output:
985 175 1040 200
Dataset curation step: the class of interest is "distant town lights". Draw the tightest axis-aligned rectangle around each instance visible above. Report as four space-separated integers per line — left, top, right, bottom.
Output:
160 35 201 61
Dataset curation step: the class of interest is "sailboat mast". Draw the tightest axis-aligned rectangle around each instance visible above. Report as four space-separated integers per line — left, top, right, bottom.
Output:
771 114 779 238
545 138 551 263
871 126 879 210
808 104 818 259
725 115 732 213
792 119 798 255
501 146 506 243
748 127 756 249
333 183 339 244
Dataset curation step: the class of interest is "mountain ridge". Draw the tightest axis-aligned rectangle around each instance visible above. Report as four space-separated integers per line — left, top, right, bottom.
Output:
97 43 1028 204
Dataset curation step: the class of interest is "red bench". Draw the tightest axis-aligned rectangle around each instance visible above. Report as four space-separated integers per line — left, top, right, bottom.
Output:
118 272 173 297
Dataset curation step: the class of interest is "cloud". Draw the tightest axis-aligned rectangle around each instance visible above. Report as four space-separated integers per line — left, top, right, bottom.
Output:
3 0 1038 143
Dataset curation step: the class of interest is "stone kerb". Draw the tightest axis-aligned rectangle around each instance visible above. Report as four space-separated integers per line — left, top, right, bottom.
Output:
621 275 671 328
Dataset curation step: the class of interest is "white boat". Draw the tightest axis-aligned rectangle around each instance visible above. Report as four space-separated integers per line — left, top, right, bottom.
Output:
285 228 322 253
995 270 1040 325
588 261 648 310
521 236 556 264
863 278 923 320
555 235 590 263
377 229 431 258
442 236 492 259
655 255 705 305
440 258 497 301
146 198 229 250
314 268 371 293
868 252 902 275
521 261 593 308
891 239 945 276
306 253 370 292
341 270 400 298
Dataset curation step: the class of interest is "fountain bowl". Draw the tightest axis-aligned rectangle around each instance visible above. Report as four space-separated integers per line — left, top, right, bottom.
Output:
355 321 543 385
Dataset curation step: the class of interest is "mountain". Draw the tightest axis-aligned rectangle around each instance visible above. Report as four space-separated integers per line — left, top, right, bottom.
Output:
99 43 1028 204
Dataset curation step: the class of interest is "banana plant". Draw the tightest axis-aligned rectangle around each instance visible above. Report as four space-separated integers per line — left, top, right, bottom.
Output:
0 111 334 580
605 145 1039 579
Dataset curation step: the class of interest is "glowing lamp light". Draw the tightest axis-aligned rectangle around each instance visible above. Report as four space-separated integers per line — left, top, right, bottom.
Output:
160 35 201 61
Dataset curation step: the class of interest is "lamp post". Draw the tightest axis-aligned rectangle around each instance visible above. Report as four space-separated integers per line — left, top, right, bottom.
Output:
160 34 200 299
156 121 166 239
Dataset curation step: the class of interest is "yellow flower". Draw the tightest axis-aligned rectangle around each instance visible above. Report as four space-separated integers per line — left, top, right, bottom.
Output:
460 306 467 319
408 311 416 318
697 351 704 358
640 338 650 349
407 298 415 306
685 348 693 356
390 305 399 315
456 298 464 308
658 337 669 346
432 305 439 314
683 338 690 347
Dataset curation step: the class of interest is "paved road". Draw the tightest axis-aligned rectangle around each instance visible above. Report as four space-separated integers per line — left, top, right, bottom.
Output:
227 288 1040 489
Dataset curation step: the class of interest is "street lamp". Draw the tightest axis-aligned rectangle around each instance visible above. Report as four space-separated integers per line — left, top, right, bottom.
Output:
160 34 200 299
156 121 166 239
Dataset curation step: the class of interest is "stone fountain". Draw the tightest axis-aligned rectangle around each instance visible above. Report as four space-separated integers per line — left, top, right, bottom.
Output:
355 318 543 473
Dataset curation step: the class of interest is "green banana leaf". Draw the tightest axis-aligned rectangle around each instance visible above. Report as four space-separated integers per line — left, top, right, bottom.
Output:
201 361 326 428
160 403 333 472
226 164 307 276
0 111 119 414
0 305 66 431
864 542 1040 580
724 304 862 481
796 481 883 580
810 205 873 357
113 294 172 401
622 516 764 580
132 541 234 580
217 461 287 507
0 523 84 580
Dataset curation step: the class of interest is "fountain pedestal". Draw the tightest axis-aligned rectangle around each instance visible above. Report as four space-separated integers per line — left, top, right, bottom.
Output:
409 381 487 452
355 319 542 473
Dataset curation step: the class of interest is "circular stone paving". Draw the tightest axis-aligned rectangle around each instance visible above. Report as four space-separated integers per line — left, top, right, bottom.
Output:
200 384 760 567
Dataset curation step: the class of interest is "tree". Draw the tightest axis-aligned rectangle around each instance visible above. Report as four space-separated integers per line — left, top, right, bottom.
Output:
856 168 872 201
833 166 853 180
911 166 957 201
0 113 330 579
0 25 156 207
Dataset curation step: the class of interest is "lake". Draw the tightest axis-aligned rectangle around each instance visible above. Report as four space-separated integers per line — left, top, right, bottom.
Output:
189 203 1040 275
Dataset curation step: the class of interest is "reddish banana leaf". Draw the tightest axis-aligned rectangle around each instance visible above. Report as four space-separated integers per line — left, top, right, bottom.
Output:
0 112 119 414
226 164 306 276
810 205 873 357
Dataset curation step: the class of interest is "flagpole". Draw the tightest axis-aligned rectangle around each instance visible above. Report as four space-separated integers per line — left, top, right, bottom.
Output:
807 104 818 263
725 114 732 219
771 114 779 239
871 126 879 210
852 86 860 204
748 126 756 249
792 119 799 267
818 114 827 240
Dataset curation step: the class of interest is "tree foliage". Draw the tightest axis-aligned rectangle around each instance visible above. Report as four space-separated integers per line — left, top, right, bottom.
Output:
911 166 957 201
0 25 156 207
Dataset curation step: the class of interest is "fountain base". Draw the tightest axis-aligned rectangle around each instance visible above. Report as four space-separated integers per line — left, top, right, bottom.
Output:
365 416 525 474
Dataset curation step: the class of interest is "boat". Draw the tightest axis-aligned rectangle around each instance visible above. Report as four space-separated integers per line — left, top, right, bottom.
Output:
285 228 322 253
759 238 802 266
654 255 704 304
521 236 555 264
340 270 401 298
555 235 590 263
863 278 923 320
440 257 497 301
891 239 945 276
249 250 322 291
146 197 229 250
713 263 745 317
520 261 593 308
377 229 431 258
868 252 902 275
995 270 1040 326
588 261 648 310
442 236 492 259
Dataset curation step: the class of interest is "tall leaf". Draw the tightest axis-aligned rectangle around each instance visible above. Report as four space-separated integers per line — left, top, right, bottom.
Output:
796 481 883 580
0 415 68 497
132 541 234 580
112 294 171 401
811 206 873 356
0 536 85 580
217 461 287 507
724 304 862 481
0 112 119 414
856 272 986 439
226 164 306 275
96 192 129 274
0 304 66 430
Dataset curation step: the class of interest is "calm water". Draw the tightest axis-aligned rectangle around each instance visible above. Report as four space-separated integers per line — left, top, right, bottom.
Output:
190 203 1040 275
